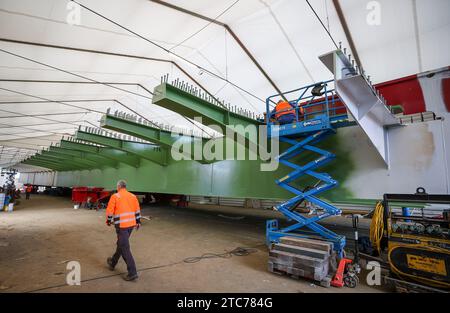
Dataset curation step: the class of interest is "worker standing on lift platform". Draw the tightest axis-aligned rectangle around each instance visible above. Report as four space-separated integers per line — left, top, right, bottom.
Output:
272 100 305 125
106 180 141 281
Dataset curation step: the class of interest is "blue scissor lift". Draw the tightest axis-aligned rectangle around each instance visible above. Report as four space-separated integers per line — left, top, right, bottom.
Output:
266 80 356 258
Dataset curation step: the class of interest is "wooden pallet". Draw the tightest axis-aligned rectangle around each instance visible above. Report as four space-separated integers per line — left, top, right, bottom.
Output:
279 237 333 254
268 259 329 281
269 237 334 287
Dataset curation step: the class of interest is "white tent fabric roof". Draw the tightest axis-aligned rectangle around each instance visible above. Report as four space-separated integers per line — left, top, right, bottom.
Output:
0 0 449 169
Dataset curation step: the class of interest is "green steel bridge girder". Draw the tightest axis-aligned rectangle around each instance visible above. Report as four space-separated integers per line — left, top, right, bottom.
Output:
49 146 119 168
59 140 141 168
74 131 168 166
25 157 81 171
99 114 287 162
22 159 67 171
97 117 212 164
99 115 278 163
24 163 61 171
152 83 263 143
30 155 90 171
39 151 98 169
99 115 179 148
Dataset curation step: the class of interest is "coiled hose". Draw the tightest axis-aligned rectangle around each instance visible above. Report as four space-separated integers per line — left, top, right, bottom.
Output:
370 201 385 254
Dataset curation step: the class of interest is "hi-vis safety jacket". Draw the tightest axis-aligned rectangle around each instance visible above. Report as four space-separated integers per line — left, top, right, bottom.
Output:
275 101 295 119
274 101 305 119
106 189 141 228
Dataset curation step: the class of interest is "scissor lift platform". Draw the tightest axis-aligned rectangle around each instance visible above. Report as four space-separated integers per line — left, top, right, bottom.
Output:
266 80 356 257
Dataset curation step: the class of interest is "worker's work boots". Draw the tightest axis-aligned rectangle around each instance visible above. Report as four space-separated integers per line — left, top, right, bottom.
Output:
106 257 115 271
107 257 138 281
122 273 139 282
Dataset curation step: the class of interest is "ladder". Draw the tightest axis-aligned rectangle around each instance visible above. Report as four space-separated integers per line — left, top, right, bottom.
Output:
266 80 355 257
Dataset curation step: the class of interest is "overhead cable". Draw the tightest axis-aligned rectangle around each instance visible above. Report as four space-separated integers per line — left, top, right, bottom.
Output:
169 0 240 51
305 0 339 50
0 48 162 129
71 0 266 104
0 47 213 133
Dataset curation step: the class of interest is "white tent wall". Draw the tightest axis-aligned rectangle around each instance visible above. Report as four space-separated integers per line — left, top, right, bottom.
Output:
339 0 450 82
17 171 32 185
18 170 56 186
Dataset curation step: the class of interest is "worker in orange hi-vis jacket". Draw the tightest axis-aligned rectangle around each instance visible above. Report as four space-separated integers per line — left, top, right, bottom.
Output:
25 185 33 200
272 100 305 125
106 180 141 281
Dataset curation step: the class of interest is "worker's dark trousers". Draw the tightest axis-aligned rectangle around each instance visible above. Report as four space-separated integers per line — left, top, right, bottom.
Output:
25 192 30 200
111 226 137 276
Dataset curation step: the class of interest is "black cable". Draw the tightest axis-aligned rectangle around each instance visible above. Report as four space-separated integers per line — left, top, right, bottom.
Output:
0 120 84 129
0 131 68 142
305 0 339 50
0 48 162 129
23 262 183 293
0 111 88 119
183 246 261 263
0 83 163 131
0 123 77 136
71 0 266 104
0 48 152 100
0 106 90 129
0 48 216 135
169 0 240 51
0 141 43 151
23 244 265 293
0 86 104 115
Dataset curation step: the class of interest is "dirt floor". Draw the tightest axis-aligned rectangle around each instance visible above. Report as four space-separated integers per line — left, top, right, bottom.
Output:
0 194 384 293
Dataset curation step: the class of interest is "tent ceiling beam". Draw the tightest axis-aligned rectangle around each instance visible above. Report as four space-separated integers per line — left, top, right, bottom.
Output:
332 0 362 69
148 0 284 96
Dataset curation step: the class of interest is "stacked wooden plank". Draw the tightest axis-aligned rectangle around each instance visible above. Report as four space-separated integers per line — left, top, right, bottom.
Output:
268 237 334 287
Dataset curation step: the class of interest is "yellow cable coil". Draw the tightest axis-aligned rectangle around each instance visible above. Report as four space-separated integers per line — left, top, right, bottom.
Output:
370 201 385 254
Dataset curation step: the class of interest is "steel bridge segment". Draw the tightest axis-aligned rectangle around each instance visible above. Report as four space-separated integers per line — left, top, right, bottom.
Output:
320 50 400 166
23 163 62 171
37 151 98 169
100 113 189 148
26 155 85 171
59 140 141 167
100 114 215 164
75 130 168 166
39 150 97 168
152 83 263 145
48 146 119 168
22 159 67 171
99 115 291 164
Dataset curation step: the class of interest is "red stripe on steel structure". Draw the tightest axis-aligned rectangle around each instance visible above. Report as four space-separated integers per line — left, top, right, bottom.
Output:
442 78 450 113
375 74 426 115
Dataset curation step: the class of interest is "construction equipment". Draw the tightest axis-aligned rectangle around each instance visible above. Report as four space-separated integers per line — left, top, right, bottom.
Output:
1 168 18 207
331 258 357 288
330 215 362 288
1 168 17 194
265 79 355 258
370 190 450 291
72 186 111 210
